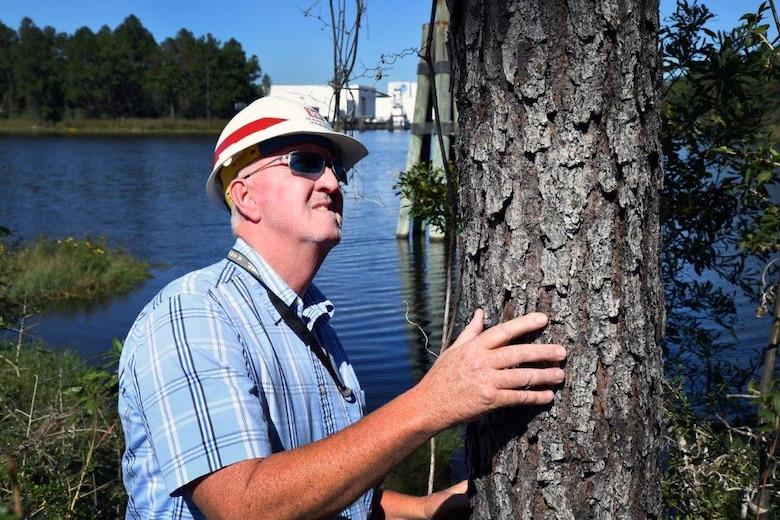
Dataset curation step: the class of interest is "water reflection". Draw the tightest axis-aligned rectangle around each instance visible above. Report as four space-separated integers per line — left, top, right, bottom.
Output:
397 235 448 384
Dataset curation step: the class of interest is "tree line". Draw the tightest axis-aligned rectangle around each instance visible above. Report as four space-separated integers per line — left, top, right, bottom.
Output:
0 15 271 123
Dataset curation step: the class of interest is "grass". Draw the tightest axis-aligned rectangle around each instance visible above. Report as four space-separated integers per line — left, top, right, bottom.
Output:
0 233 149 518
2 235 151 315
381 429 465 496
0 117 226 136
0 339 125 519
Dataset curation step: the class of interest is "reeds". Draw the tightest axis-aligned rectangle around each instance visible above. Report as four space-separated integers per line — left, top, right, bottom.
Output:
0 338 125 518
4 236 150 310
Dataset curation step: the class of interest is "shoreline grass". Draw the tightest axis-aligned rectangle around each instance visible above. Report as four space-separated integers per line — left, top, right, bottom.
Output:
0 235 154 328
4 236 152 310
0 116 392 136
0 117 226 136
0 233 151 517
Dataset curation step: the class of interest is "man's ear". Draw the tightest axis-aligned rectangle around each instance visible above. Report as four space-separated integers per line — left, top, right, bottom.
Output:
228 179 262 222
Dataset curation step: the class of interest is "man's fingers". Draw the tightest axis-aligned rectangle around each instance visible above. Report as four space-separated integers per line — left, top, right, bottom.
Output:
506 388 557 406
491 343 567 370
475 312 550 350
494 365 566 390
450 309 485 349
444 480 468 495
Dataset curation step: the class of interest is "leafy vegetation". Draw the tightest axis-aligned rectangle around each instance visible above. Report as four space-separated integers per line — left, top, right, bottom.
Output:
0 15 271 124
660 1 780 515
0 235 151 324
663 378 780 519
661 0 778 407
0 340 125 519
393 162 459 234
0 233 149 518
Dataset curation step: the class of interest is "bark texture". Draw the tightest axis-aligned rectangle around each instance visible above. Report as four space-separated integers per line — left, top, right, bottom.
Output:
446 0 665 518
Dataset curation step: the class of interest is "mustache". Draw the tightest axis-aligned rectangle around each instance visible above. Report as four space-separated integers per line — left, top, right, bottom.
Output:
312 194 342 210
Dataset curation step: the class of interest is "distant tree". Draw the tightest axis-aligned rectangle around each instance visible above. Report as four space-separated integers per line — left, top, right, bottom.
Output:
153 31 260 119
258 72 272 98
0 21 17 118
201 34 221 119
154 36 181 118
104 15 158 117
93 26 116 116
154 29 200 118
14 18 64 122
0 14 267 120
63 27 102 117
212 38 261 117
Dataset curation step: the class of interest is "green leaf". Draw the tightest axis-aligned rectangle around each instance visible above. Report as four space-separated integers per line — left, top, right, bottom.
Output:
773 393 780 415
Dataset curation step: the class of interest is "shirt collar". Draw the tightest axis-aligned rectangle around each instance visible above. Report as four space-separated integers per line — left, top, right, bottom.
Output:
232 238 335 329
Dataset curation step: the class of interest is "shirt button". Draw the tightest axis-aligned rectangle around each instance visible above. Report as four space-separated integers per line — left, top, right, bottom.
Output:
319 385 327 394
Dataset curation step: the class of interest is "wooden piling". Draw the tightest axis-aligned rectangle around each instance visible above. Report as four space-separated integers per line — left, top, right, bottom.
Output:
396 0 456 240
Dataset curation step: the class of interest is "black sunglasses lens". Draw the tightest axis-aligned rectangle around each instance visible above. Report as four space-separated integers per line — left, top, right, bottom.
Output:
290 152 324 174
333 163 348 184
289 152 348 184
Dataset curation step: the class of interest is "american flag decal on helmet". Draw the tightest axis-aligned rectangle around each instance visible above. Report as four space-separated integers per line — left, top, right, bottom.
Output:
304 106 326 121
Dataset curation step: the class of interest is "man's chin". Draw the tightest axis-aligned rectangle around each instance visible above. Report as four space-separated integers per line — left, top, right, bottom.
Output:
313 230 342 250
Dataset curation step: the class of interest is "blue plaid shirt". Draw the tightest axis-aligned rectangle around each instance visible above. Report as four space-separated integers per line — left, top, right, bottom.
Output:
119 238 370 519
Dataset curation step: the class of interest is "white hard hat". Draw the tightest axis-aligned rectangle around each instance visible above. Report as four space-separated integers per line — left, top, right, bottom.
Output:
206 96 369 210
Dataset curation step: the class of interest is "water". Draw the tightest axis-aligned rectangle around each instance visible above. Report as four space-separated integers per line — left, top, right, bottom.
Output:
0 131 446 412
1 132 771 412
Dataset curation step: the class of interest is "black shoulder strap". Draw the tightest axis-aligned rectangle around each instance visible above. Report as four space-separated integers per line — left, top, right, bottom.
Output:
227 249 354 399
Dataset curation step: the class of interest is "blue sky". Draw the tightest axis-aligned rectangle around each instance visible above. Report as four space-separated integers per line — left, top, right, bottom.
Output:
0 1 768 94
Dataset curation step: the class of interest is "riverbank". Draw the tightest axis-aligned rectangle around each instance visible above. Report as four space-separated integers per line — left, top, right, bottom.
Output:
0 117 226 136
0 117 400 135
0 234 151 517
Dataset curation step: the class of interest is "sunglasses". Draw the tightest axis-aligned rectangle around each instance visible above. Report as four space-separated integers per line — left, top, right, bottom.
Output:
244 151 349 184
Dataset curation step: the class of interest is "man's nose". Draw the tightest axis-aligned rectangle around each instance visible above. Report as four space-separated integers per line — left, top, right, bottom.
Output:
317 165 341 191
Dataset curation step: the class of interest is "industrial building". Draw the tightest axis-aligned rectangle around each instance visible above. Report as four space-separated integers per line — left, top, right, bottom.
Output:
269 81 417 130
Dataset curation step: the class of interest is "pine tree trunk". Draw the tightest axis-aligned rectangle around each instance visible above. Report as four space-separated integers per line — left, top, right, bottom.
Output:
446 0 665 517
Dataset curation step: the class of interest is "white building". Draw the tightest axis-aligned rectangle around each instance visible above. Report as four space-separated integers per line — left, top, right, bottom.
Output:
376 81 418 127
269 82 418 127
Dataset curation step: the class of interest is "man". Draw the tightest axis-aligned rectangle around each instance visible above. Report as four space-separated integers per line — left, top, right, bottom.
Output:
118 96 567 519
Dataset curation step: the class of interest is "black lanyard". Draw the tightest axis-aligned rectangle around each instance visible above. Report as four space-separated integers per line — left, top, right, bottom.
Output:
227 249 355 400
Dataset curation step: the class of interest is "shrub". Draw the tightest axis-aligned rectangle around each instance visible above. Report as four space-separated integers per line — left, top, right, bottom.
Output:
394 162 459 235
0 339 125 518
663 379 780 519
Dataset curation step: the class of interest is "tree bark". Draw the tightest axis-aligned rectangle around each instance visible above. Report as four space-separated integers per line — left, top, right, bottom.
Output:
446 0 665 517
